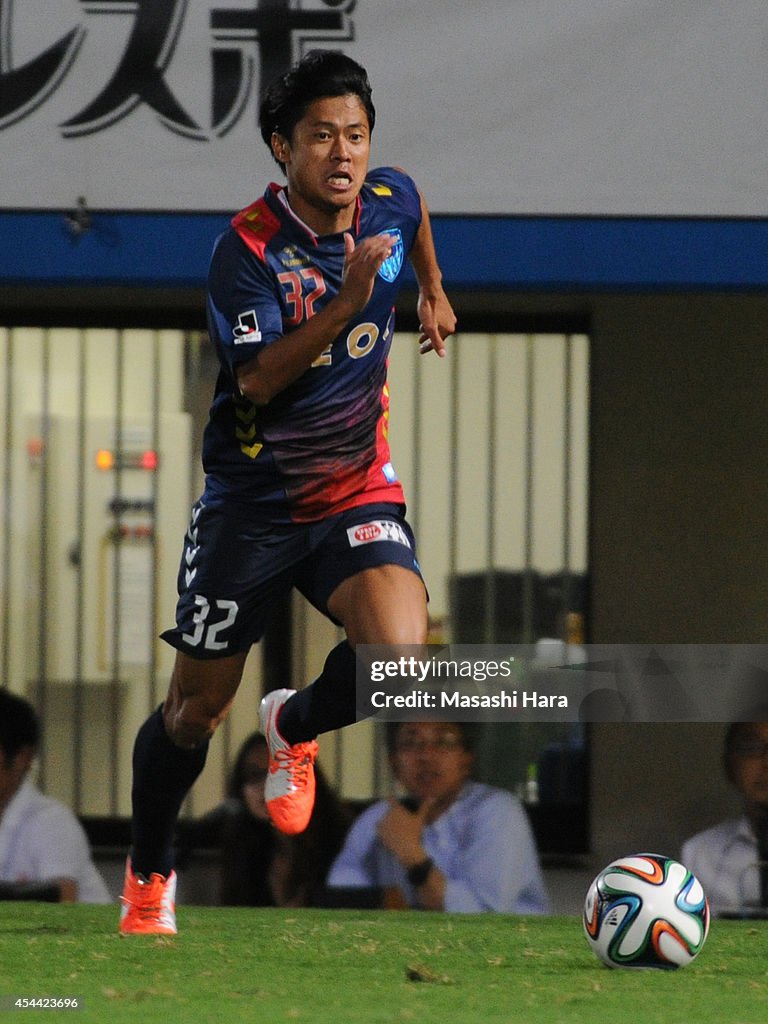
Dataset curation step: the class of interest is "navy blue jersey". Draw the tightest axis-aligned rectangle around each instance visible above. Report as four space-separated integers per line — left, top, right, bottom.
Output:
203 166 422 524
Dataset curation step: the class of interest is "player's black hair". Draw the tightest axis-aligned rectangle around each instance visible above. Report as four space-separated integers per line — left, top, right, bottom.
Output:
259 50 375 172
0 689 39 765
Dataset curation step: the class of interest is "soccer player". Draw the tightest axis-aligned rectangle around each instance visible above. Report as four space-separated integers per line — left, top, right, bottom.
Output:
120 50 456 934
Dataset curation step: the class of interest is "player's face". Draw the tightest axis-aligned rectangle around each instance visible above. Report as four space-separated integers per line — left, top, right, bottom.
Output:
390 723 474 811
730 722 768 810
274 94 371 235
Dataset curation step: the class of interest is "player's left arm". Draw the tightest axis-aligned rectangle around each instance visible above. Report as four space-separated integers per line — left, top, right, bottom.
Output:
409 190 457 357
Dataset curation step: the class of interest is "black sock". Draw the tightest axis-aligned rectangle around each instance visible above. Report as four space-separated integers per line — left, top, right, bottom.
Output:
277 640 358 744
129 706 208 878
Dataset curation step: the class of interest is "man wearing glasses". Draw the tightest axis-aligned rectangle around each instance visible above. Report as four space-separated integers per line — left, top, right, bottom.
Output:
326 721 548 913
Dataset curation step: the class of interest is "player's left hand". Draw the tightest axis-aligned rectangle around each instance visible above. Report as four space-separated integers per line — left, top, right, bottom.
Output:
416 287 457 357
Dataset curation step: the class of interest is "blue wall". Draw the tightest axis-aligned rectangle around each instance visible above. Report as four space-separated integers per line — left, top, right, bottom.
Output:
1 211 766 291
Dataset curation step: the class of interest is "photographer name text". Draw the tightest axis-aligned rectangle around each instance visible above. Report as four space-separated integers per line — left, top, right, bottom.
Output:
369 690 568 709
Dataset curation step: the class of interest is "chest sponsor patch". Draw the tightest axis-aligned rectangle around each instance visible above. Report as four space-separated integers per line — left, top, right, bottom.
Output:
346 519 412 549
377 229 404 283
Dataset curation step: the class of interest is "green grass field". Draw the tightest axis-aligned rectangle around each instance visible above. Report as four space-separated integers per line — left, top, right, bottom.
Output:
0 905 766 1024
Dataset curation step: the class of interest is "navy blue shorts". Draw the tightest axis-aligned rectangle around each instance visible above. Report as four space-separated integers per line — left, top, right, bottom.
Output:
161 501 423 659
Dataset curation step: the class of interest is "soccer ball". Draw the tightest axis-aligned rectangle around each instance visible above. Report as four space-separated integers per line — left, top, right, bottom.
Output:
583 853 709 969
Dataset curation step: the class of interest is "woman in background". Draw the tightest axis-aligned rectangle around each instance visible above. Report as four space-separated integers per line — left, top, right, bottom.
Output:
217 733 351 907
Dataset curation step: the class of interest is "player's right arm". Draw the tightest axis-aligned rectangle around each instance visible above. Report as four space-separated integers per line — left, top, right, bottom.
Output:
236 232 395 406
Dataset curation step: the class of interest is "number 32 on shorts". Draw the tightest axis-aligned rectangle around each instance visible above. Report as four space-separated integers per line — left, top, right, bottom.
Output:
182 596 239 651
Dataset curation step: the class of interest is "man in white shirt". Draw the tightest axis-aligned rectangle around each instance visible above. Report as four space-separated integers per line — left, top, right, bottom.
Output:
682 720 768 916
327 721 548 914
0 689 110 904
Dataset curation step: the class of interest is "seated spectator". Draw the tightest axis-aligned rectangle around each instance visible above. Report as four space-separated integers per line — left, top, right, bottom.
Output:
199 732 351 907
326 721 549 913
682 720 768 916
0 689 110 903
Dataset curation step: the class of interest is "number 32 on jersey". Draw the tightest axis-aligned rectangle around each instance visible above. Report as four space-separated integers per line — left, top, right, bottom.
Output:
277 269 379 367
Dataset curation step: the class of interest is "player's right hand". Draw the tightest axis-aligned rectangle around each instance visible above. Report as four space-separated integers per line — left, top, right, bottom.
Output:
339 232 397 313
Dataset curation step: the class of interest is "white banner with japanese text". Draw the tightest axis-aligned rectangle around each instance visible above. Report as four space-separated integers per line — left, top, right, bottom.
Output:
1 0 765 215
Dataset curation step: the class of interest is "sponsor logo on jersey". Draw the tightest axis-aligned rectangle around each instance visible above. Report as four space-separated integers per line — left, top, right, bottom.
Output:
279 244 311 269
382 461 398 483
233 309 262 344
377 228 404 283
347 519 412 548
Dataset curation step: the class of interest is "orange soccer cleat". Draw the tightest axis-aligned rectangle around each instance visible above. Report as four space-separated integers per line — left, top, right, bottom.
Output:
119 858 177 935
259 688 318 835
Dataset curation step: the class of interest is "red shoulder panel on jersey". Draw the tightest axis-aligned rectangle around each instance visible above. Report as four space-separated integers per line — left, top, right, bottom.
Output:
231 196 282 262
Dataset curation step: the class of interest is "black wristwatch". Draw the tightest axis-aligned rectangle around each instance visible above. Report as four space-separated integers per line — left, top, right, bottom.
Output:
406 857 434 887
